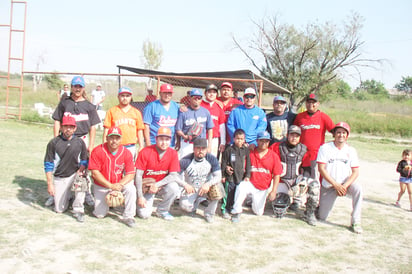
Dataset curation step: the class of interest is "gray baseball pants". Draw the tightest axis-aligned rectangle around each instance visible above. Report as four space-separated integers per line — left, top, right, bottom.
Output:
92 182 136 219
53 173 85 214
136 182 180 219
317 182 363 225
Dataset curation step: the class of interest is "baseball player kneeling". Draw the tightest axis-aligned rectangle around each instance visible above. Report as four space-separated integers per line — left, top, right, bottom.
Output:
88 127 137 228
44 116 89 222
176 138 222 223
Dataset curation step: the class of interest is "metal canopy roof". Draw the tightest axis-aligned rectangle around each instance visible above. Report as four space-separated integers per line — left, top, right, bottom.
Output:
117 65 290 95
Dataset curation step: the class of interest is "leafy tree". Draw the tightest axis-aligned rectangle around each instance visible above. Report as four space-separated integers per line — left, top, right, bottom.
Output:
320 79 352 101
355 79 388 97
233 12 384 106
43 73 65 90
140 39 163 89
141 39 163 70
394 76 412 93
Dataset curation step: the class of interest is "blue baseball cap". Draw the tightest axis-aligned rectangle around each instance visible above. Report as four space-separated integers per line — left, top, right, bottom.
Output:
190 88 203 97
118 87 132 95
257 131 271 140
71 76 85 87
273 95 287 103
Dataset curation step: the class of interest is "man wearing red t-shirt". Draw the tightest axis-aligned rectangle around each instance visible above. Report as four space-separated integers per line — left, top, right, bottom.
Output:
217 82 243 144
231 131 282 222
135 127 180 221
201 84 226 157
293 93 334 179
89 127 137 228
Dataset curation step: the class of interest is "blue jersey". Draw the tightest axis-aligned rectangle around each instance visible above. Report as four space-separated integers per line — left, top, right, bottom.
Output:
175 106 214 139
227 105 267 145
143 100 179 146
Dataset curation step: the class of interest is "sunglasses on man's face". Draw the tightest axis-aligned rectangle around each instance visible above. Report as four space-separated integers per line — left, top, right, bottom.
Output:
244 95 255 99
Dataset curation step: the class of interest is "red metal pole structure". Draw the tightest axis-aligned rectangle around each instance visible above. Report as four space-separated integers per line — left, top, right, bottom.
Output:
1 0 27 120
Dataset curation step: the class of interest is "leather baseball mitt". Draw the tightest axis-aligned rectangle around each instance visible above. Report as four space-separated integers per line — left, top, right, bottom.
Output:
207 183 225 200
71 174 89 192
142 177 156 194
105 190 125 207
187 121 203 141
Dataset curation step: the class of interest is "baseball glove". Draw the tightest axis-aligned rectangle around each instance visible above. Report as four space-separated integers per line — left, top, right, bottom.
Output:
207 183 225 200
105 190 125 208
187 121 203 141
142 177 157 194
71 173 89 192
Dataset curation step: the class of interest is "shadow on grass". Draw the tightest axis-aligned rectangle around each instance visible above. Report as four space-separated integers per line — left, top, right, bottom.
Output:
12 175 49 209
363 197 393 207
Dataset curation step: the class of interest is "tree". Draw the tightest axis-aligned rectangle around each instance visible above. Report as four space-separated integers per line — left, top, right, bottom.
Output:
395 76 412 93
233 12 383 106
355 79 388 97
44 73 65 90
140 39 163 89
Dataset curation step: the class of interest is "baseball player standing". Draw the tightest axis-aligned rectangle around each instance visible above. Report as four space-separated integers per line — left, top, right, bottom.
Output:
227 88 267 150
200 84 226 157
135 127 181 221
52 75 100 153
175 88 214 158
143 83 179 147
293 93 334 179
103 87 145 160
44 116 89 222
88 127 137 228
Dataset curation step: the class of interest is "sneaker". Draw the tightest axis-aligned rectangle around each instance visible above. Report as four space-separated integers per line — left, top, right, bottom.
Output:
123 218 137 228
231 213 240 223
45 196 54 207
304 211 317 226
205 215 214 223
289 202 299 212
222 212 231 219
74 212 84 223
394 201 401 208
156 211 174 221
351 223 363 234
85 192 95 207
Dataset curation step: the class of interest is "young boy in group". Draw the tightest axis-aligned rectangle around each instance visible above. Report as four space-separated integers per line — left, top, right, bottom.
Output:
395 149 412 211
220 129 251 219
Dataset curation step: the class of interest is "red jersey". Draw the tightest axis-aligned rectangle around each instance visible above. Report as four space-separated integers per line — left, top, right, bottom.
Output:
200 100 225 138
145 95 157 102
135 145 180 182
293 110 334 167
217 97 243 143
249 149 282 190
217 97 243 122
88 143 135 187
180 95 191 106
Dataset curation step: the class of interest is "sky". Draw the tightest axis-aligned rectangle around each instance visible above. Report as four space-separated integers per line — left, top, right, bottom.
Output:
0 0 411 89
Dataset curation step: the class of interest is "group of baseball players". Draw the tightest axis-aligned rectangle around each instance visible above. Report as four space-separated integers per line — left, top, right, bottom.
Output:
44 75 363 234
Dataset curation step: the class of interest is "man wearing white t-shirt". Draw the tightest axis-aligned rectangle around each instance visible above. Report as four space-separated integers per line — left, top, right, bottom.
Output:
91 83 106 110
316 122 363 234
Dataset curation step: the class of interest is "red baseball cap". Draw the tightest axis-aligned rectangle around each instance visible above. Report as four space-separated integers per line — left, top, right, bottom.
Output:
160 83 173 93
61 116 76 127
220 82 233 89
107 127 122 137
333 122 351 135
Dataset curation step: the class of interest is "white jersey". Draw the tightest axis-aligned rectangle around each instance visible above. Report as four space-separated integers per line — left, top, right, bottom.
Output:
316 141 360 188
91 89 106 106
